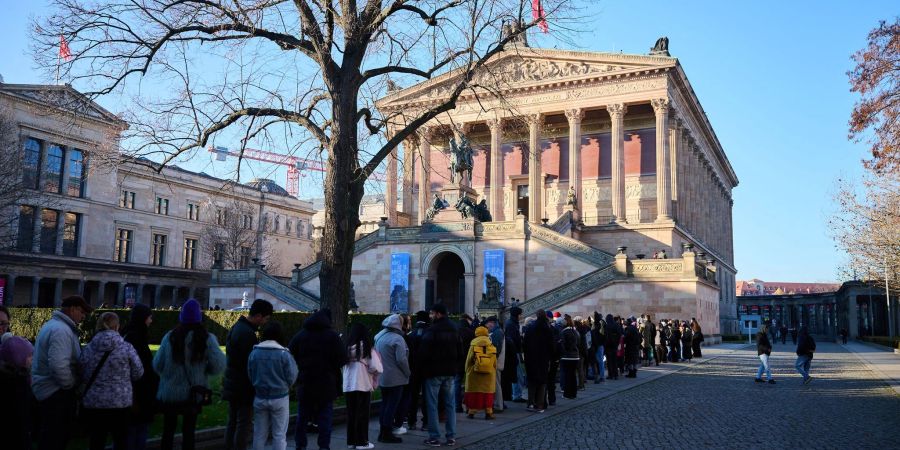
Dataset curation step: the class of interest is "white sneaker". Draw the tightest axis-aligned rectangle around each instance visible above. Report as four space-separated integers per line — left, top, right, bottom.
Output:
392 426 408 435
356 443 375 449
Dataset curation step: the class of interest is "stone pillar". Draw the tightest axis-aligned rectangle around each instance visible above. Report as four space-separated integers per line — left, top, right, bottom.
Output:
651 98 672 222
153 285 162 308
77 279 85 296
607 104 627 223
30 277 41 307
416 127 432 225
117 282 126 307
385 139 399 225
4 274 16 306
136 283 145 305
188 286 196 300
526 114 543 224
53 278 63 307
487 119 503 221
565 108 584 214
97 281 107 307
402 139 415 218
171 286 180 307
669 119 681 222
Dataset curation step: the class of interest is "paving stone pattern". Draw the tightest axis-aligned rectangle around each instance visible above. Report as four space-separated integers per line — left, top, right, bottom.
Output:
463 343 900 449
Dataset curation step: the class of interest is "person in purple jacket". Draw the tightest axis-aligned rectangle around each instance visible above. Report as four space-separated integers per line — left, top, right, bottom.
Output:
80 312 144 450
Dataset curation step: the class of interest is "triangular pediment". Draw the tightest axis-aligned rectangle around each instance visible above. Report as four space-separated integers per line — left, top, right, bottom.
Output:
378 48 675 109
0 83 124 126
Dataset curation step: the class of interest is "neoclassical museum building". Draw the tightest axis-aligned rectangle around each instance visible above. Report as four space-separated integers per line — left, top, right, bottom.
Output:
212 41 740 337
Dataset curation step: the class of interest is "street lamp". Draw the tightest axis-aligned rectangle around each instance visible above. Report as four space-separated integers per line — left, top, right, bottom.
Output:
885 255 894 337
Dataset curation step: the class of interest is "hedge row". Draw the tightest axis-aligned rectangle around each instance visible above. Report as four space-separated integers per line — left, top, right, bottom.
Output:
8 307 393 345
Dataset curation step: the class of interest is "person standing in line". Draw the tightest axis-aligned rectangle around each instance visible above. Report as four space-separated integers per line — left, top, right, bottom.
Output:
32 295 92 450
574 316 589 389
484 316 505 412
794 326 816 384
680 321 693 362
523 311 554 412
154 299 227 450
545 313 563 405
502 307 523 402
80 312 144 450
590 312 605 383
656 320 668 364
224 300 274 450
691 321 704 358
342 323 382 450
289 309 347 450
463 326 498 420
559 316 580 399
623 318 642 378
455 314 476 414
755 324 776 384
405 311 431 431
375 314 411 444
248 322 298 450
603 314 621 380
0 335 35 449
122 304 160 450
419 303 461 447
640 315 656 367
668 320 682 363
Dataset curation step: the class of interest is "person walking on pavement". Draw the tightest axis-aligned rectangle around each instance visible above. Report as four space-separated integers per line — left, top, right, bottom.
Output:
289 309 348 450
32 295 92 450
794 325 816 384
224 299 273 450
755 324 776 384
342 323 382 450
464 326 498 420
248 322 298 450
375 314 411 444
691 321 704 358
419 303 462 447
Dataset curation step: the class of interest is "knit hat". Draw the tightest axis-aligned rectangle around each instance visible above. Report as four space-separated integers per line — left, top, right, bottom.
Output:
0 336 34 369
415 310 431 324
475 326 489 337
179 299 203 325
553 312 561 318
131 303 152 326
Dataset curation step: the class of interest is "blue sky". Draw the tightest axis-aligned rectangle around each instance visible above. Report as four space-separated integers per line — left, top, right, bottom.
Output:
0 1 895 283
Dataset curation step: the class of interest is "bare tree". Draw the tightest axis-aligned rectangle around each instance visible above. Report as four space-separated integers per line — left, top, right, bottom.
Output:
200 198 282 272
33 0 573 331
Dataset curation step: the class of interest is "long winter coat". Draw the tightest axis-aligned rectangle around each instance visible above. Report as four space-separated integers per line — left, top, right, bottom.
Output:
374 315 410 388
418 317 462 379
153 330 226 404
560 327 580 361
31 310 81 401
623 325 642 365
522 319 554 384
123 312 160 423
223 316 259 402
464 334 497 394
80 330 143 409
288 310 347 402
0 361 34 449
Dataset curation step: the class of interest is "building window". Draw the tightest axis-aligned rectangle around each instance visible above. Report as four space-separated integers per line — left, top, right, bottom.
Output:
62 212 80 257
114 228 133 262
23 138 41 190
155 197 169 215
44 145 64 193
40 209 59 254
216 208 227 226
120 190 135 209
297 220 303 238
187 202 200 220
242 214 253 230
151 234 167 266
239 246 251 269
16 206 35 251
274 215 280 233
67 149 86 197
213 243 225 264
183 238 198 269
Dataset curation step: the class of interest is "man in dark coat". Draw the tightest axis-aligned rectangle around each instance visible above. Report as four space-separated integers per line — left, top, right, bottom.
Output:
669 321 682 362
406 311 431 430
223 299 273 450
523 311 554 412
289 308 347 450
640 315 656 366
603 314 622 380
502 307 523 402
456 315 476 413
624 320 642 378
121 303 160 447
418 303 462 446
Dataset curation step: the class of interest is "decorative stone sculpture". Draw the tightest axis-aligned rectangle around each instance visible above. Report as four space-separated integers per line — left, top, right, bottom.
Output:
566 186 577 207
650 36 670 56
484 273 502 305
424 193 448 221
349 282 358 310
448 131 474 184
475 199 492 222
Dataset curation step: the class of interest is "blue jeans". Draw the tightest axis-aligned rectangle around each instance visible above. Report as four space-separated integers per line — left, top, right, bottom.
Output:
294 389 333 450
795 355 812 380
425 376 456 440
380 385 404 433
595 348 605 380
513 359 527 399
756 354 772 381
253 396 290 450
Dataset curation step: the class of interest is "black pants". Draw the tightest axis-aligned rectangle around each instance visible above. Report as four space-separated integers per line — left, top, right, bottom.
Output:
560 359 578 399
547 361 559 405
84 407 129 450
38 388 77 450
393 384 411 428
605 348 618 379
406 376 427 427
225 398 253 450
161 403 199 450
692 341 703 358
346 391 372 446
528 381 546 410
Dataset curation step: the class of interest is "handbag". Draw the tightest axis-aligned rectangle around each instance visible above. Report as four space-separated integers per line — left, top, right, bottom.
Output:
182 364 213 407
77 349 113 422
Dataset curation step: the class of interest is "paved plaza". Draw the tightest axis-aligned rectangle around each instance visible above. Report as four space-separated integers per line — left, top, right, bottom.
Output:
266 342 900 450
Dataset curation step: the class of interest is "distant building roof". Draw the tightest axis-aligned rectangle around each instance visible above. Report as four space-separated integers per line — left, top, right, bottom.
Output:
245 178 290 197
736 279 842 297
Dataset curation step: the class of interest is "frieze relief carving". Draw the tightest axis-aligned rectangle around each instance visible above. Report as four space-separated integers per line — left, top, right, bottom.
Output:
481 222 517 234
547 189 561 206
625 182 656 200
631 262 684 273
387 227 421 240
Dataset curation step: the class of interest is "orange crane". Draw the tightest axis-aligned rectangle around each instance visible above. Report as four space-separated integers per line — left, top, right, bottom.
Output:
209 145 387 197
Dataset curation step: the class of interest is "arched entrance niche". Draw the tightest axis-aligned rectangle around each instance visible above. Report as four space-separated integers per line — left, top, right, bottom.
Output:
421 245 475 315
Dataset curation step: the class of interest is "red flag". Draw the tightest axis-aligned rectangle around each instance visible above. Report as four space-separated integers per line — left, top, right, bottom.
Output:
532 0 549 33
59 35 72 61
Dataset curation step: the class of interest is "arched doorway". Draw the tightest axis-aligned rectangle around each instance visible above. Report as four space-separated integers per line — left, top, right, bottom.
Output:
428 252 465 315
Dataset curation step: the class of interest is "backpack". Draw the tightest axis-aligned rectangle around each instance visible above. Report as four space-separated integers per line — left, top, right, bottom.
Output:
473 345 495 374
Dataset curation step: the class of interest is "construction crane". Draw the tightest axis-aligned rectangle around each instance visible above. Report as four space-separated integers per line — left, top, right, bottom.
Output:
209 145 387 197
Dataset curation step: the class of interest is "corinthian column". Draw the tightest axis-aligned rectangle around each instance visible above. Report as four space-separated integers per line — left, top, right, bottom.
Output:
385 146 398 224
607 103 627 223
565 108 584 212
487 119 503 221
669 118 681 222
416 127 432 225
402 138 415 218
651 98 672 222
526 113 543 223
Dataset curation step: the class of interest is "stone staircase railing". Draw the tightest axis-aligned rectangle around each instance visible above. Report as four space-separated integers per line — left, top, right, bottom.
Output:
549 210 574 234
211 268 320 311
518 265 620 317
297 230 381 284
528 223 615 268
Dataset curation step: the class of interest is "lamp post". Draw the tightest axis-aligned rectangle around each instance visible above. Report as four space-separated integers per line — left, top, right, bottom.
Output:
886 254 894 337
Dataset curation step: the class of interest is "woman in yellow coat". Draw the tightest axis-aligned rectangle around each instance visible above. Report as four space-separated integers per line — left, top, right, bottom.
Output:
464 326 498 420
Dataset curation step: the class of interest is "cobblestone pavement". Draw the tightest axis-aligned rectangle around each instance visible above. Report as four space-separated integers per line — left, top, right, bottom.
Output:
462 342 900 449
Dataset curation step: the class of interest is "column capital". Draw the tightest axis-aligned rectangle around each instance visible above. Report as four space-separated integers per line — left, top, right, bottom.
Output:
486 118 502 132
525 113 544 127
606 103 627 118
564 108 584 123
417 126 432 141
650 98 670 115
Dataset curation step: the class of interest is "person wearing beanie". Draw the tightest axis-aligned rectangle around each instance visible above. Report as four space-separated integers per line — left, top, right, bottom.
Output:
406 310 431 430
33 295 93 450
1 335 35 449
122 303 160 450
464 326 497 420
375 314 411 443
154 299 226 450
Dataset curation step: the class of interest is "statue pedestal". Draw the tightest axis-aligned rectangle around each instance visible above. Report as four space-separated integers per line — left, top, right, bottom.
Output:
431 184 478 223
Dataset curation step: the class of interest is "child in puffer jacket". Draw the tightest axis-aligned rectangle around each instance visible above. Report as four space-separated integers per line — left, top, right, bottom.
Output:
248 322 298 450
